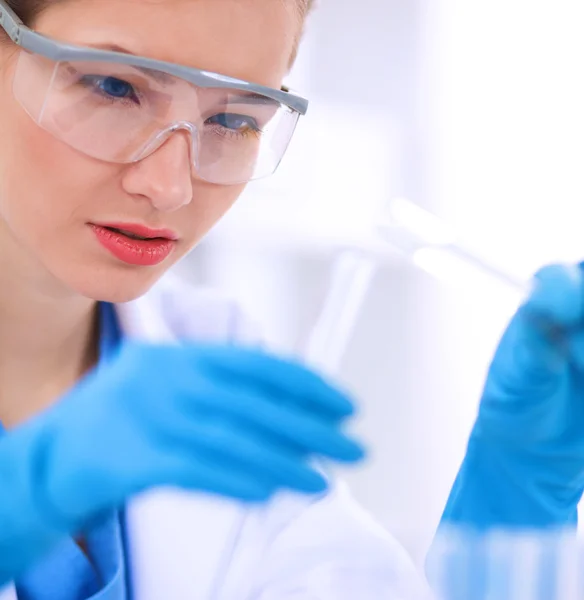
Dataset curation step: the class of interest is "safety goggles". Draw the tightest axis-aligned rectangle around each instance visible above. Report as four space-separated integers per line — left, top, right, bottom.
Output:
0 1 309 185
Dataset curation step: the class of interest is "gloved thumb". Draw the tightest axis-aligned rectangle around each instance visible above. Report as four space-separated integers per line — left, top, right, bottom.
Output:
524 263 584 329
476 264 583 441
485 263 584 397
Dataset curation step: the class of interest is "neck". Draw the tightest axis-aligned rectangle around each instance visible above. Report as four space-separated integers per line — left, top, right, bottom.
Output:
0 237 99 428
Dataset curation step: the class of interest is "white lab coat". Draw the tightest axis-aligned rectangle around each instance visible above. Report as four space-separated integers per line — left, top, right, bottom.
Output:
1 273 428 600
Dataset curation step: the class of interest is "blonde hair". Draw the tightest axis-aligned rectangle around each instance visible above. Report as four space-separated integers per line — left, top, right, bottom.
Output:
299 0 315 17
289 0 315 69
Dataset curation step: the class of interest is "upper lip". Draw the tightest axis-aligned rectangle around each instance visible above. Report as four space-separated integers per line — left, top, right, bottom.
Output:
92 222 179 240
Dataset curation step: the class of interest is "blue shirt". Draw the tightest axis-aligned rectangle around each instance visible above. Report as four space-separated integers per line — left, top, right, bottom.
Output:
12 303 128 600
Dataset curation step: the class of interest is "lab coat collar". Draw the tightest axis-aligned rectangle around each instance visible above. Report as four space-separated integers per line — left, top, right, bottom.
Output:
114 285 248 600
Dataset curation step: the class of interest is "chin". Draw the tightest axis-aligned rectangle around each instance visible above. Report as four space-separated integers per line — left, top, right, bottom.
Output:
66 263 171 304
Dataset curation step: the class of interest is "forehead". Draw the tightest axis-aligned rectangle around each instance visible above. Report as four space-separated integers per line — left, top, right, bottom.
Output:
33 0 299 88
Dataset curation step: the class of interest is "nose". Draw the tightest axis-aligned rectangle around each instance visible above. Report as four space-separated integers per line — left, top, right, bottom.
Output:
121 131 193 212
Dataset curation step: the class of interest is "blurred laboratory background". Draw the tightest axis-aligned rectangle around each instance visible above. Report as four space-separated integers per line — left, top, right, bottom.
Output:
172 1 584 566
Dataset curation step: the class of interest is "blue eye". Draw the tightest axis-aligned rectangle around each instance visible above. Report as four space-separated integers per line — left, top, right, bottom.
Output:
98 77 135 99
78 74 137 103
207 113 259 132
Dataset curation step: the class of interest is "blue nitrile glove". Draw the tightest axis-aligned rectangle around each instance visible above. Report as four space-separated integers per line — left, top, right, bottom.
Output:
440 262 584 532
426 263 584 600
0 341 364 584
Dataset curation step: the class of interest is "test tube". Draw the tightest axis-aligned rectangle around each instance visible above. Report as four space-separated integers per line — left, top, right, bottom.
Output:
303 250 378 375
209 250 379 600
303 197 531 375
375 197 530 296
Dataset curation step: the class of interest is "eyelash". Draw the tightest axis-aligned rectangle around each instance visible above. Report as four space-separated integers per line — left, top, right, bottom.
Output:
205 115 263 140
75 75 265 139
77 75 141 107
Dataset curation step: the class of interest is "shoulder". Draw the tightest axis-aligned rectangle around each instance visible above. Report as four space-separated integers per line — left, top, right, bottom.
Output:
145 271 262 344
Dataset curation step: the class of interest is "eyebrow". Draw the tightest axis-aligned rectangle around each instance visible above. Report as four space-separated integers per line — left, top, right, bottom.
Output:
84 42 282 104
85 42 175 84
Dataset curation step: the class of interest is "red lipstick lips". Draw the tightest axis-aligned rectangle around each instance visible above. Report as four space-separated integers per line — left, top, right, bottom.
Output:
90 222 178 266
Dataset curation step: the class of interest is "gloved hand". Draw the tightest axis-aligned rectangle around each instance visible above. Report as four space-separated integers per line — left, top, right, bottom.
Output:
426 263 584 600
440 262 584 531
0 341 364 583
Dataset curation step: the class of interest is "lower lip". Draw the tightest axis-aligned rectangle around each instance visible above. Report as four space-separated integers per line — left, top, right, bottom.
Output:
89 224 176 266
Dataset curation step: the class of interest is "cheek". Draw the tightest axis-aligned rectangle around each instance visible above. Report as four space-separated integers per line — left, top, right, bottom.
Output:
0 93 113 242
0 123 72 251
0 99 58 232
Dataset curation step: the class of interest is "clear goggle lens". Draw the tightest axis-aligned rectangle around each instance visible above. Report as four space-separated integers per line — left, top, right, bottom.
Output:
13 51 300 185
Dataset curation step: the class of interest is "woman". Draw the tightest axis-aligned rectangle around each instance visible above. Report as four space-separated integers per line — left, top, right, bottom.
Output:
0 0 427 598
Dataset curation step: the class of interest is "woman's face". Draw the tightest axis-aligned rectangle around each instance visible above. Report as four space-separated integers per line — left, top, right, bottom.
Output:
0 0 299 302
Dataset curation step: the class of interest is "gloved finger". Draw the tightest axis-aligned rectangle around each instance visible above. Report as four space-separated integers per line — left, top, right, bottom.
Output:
195 345 356 421
180 385 365 463
478 314 567 441
484 310 565 401
487 263 584 389
150 450 278 502
567 330 584 371
523 263 584 329
158 418 329 494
